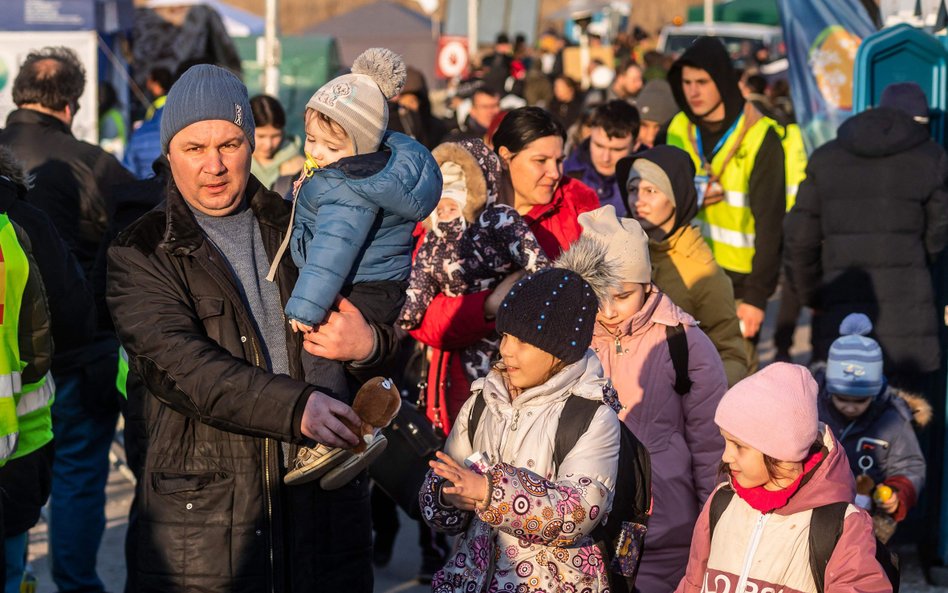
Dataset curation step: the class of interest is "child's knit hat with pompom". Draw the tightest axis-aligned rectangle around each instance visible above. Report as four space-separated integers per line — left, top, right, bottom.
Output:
826 313 885 397
306 48 407 154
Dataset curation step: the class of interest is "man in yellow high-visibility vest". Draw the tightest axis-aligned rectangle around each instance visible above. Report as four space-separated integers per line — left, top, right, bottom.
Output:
0 147 56 592
665 37 786 369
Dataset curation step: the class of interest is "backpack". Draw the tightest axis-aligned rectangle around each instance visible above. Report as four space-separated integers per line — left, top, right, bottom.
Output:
468 392 652 593
708 487 901 593
666 324 692 396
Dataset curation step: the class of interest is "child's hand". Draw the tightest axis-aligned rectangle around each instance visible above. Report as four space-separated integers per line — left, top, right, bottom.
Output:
430 451 490 510
290 319 314 333
878 491 900 514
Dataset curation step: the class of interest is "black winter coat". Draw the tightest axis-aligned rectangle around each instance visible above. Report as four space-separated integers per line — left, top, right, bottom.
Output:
0 178 94 362
0 109 134 275
107 177 393 592
784 107 948 375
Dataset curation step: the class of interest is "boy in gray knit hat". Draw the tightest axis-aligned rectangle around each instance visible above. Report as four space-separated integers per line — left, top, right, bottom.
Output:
278 48 442 487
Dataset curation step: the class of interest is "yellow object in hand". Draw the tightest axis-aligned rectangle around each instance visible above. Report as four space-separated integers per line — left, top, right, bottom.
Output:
873 484 893 504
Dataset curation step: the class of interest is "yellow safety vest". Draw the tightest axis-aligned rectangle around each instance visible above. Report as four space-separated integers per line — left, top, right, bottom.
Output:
780 122 808 212
667 109 776 275
0 215 29 464
117 346 128 399
0 217 54 461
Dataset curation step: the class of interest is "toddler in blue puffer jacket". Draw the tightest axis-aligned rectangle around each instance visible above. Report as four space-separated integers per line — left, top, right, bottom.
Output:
271 48 441 487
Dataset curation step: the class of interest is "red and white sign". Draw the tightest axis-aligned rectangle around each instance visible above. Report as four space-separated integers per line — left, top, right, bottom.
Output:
436 36 469 80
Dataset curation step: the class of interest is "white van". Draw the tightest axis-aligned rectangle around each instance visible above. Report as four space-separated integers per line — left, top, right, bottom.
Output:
657 22 785 63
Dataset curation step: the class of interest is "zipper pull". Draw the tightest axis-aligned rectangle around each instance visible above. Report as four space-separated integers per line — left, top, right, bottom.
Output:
615 336 622 355
511 409 520 431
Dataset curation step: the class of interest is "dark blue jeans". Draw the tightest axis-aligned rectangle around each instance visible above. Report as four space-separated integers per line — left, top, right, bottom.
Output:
49 362 119 593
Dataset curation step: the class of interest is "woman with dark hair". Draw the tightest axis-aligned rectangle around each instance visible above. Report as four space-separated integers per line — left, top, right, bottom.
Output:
410 107 598 432
250 94 304 195
492 106 599 258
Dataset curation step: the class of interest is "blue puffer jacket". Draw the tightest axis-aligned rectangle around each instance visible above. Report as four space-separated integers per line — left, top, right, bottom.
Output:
286 131 441 326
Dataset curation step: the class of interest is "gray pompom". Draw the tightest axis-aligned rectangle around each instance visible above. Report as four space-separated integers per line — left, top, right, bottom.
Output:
553 235 622 304
352 48 406 100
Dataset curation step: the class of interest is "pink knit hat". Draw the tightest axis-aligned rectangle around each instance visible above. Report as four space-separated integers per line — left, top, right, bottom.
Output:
714 362 819 462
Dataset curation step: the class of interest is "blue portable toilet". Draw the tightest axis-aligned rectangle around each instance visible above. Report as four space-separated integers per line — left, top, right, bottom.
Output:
853 23 948 147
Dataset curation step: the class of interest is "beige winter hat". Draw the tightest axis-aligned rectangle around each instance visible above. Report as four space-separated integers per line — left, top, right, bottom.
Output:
439 161 468 209
577 205 651 284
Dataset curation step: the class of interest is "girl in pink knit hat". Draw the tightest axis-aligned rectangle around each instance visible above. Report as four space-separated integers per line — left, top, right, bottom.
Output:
675 362 893 593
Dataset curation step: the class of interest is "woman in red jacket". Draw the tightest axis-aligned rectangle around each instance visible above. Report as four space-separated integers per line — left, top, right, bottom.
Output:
410 107 598 433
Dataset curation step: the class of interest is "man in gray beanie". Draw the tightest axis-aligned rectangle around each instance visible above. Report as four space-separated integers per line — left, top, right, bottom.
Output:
107 63 397 592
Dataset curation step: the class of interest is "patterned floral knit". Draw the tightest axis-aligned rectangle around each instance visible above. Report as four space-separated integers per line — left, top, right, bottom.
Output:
399 203 548 380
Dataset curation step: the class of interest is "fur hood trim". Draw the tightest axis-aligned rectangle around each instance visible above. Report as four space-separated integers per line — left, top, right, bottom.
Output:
430 142 488 226
0 147 30 190
896 391 933 427
553 234 622 305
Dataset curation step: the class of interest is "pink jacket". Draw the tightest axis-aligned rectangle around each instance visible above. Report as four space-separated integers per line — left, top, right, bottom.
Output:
591 290 727 593
675 427 893 593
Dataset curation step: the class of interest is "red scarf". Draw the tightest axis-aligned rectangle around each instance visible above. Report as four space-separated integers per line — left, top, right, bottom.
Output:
731 450 826 513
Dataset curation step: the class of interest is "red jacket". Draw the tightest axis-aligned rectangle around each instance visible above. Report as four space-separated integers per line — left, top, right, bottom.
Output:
521 176 599 259
410 176 598 431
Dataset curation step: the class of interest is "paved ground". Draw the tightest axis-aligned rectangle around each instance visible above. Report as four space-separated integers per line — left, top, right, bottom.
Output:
22 294 947 592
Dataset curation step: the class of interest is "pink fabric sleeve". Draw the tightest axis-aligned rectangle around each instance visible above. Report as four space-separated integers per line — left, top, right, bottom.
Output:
674 484 721 593
824 509 893 593
681 324 728 503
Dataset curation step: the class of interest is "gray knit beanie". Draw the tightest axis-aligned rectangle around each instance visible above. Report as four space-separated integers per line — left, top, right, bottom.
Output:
307 48 407 155
160 64 255 154
632 159 676 208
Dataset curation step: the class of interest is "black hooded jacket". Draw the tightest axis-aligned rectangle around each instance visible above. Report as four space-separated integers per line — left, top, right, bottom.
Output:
617 144 699 237
617 145 749 385
0 176 94 361
784 107 948 375
667 37 787 310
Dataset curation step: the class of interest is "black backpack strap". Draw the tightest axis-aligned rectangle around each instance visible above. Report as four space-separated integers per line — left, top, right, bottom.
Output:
666 324 693 396
553 395 601 473
467 391 486 449
808 502 848 593
708 486 735 542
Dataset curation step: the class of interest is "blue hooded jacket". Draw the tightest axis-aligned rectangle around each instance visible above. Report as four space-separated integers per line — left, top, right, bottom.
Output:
286 131 441 326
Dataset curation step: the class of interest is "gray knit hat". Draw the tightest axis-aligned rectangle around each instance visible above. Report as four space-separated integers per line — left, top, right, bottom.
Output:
307 48 407 155
160 64 255 154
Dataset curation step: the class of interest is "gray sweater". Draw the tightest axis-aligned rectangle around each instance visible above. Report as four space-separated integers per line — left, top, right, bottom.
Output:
191 202 290 376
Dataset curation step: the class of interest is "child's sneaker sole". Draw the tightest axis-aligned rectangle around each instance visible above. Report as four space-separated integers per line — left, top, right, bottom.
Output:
284 447 352 486
319 435 389 491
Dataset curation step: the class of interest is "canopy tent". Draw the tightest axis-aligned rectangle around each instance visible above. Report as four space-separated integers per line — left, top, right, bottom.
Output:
305 2 438 85
233 35 340 143
204 0 264 37
687 0 780 26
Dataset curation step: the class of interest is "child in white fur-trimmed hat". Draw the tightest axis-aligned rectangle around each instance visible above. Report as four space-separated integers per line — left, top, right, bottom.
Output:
275 48 442 488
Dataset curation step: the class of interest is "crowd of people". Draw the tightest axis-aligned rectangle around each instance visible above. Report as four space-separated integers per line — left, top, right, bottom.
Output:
0 17 941 593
